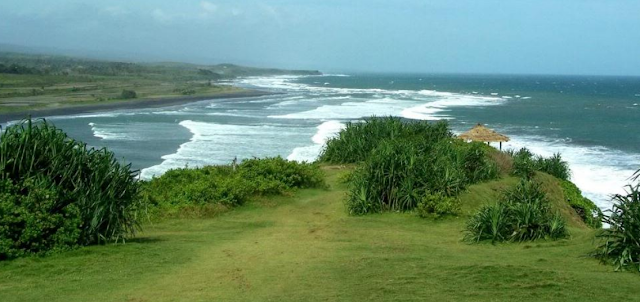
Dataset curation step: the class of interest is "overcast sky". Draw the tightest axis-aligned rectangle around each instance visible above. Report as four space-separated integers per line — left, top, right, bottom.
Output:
1 0 639 75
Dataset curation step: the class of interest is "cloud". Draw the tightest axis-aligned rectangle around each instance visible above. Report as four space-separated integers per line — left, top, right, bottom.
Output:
201 1 218 14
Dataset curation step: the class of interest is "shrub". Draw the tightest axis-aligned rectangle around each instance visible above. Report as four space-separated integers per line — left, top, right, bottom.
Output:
511 148 536 179
561 180 602 228
121 89 137 99
319 116 451 164
142 157 326 216
416 192 460 218
335 117 498 215
0 178 81 259
509 148 571 181
346 138 426 214
238 157 325 194
0 119 141 259
535 153 570 180
489 150 513 175
465 179 568 243
593 184 640 271
461 142 499 183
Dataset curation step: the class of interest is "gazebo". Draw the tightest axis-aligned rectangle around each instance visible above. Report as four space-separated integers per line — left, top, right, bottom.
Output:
458 123 510 150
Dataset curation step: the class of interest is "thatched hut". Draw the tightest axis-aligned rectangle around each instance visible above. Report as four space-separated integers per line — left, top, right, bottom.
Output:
459 123 510 150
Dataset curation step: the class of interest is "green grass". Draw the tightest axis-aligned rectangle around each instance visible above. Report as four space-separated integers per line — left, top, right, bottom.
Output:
1 166 639 301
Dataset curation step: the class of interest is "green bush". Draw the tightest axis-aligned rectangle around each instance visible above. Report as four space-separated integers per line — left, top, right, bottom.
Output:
511 148 536 179
346 138 427 214
509 148 571 181
334 117 498 215
0 178 82 259
121 89 137 99
561 180 602 228
465 179 568 243
535 153 570 181
238 157 325 193
416 192 460 218
142 157 325 215
319 116 452 164
593 184 640 271
0 119 141 259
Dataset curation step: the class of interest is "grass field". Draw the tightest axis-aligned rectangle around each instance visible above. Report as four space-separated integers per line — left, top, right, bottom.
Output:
0 167 638 301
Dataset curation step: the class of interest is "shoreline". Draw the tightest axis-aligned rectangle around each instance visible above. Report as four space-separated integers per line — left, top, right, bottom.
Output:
0 89 277 124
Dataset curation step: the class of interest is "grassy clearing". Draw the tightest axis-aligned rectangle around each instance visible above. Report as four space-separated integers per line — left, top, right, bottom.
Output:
1 167 639 301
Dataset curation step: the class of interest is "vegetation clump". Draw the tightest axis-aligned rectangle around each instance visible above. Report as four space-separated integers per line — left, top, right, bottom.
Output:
593 184 640 271
320 117 498 215
465 179 568 243
0 119 141 259
141 157 325 216
120 89 137 99
416 192 460 218
509 148 570 180
560 180 602 228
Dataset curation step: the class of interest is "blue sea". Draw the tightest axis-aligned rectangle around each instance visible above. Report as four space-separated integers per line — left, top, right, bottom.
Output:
26 73 640 210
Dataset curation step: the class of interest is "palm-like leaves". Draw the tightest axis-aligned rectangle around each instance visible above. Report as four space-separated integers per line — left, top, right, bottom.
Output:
594 184 640 271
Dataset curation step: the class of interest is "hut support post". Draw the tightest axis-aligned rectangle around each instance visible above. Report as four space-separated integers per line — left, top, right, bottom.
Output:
500 142 502 150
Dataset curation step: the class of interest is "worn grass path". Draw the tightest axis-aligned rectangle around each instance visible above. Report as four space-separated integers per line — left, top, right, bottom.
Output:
1 168 639 301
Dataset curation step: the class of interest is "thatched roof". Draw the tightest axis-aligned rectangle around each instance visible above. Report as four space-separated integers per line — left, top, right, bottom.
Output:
459 124 509 143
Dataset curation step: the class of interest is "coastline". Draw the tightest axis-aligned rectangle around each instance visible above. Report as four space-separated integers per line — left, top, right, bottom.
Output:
0 89 276 124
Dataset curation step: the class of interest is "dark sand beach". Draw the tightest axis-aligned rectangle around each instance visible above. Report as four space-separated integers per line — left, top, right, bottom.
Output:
0 89 275 124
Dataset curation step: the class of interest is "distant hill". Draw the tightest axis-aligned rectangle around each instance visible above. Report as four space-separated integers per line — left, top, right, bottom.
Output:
0 50 322 78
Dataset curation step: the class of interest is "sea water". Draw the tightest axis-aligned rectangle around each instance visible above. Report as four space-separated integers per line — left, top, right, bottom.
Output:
41 73 640 210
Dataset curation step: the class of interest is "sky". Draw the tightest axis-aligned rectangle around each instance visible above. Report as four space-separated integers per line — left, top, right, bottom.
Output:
1 0 639 75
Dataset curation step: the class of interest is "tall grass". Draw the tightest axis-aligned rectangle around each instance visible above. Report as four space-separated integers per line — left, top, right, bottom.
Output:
332 117 499 215
465 179 568 243
319 116 452 163
509 148 570 181
0 119 141 258
593 184 640 271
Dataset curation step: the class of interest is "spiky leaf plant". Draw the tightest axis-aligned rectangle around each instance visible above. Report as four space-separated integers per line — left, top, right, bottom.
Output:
593 184 640 271
0 118 141 258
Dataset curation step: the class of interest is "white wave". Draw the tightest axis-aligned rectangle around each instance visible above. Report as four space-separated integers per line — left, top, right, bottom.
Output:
288 120 345 162
402 95 503 121
140 120 313 179
502 135 639 210
206 112 258 118
270 97 416 120
89 122 131 140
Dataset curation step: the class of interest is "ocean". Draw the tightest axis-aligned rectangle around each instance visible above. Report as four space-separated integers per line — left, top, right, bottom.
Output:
29 73 640 210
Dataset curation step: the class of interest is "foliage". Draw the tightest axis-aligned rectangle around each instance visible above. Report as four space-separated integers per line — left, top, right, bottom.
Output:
238 157 326 193
560 180 602 228
593 184 640 271
534 153 571 181
0 178 82 259
511 148 536 179
338 117 498 215
319 116 452 164
142 157 325 215
416 191 460 218
509 148 570 181
120 89 137 99
0 119 141 259
465 179 568 243
0 63 40 75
